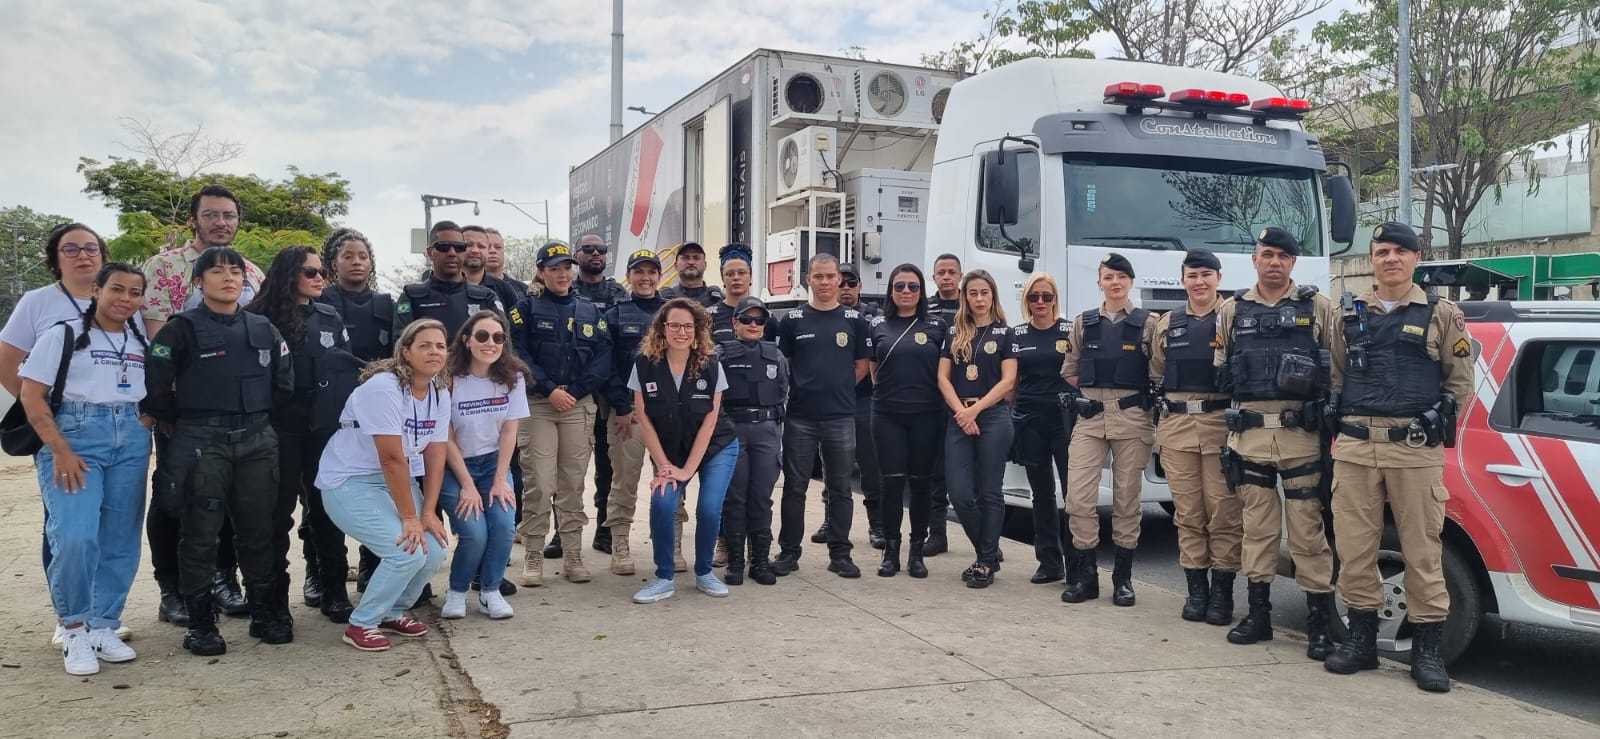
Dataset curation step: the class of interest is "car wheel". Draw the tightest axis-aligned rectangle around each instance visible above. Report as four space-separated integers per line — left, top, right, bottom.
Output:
1344 522 1482 667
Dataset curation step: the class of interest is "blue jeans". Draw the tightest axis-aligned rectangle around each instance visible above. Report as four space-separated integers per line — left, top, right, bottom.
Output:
35 401 150 629
439 452 516 593
650 439 739 580
323 474 448 628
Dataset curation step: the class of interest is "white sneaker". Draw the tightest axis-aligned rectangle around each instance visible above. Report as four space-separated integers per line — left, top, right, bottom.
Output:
61 627 98 676
441 590 469 619
633 578 676 604
89 627 137 663
54 624 132 646
51 625 63 647
478 590 514 619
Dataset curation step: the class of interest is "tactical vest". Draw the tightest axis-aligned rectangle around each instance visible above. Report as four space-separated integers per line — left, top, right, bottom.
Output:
635 354 736 466
319 288 393 361
1227 295 1324 401
576 278 628 311
523 293 604 386
175 309 276 416
609 297 662 363
403 281 498 338
1078 308 1150 390
1341 296 1442 417
292 303 347 395
709 303 735 345
1163 311 1221 393
718 339 787 409
662 283 723 308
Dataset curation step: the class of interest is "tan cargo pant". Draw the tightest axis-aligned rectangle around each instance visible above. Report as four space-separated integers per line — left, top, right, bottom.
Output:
1162 447 1242 571
1237 451 1333 591
1065 431 1152 550
517 396 596 541
1331 461 1450 622
603 413 688 529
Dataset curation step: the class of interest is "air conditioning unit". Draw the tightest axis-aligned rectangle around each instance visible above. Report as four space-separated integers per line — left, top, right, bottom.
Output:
774 126 837 198
854 67 952 128
771 68 855 127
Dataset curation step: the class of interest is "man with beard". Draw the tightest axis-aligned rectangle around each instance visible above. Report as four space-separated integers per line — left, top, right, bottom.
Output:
564 231 628 556
463 225 524 312
484 227 529 296
922 253 963 556
660 242 724 307
395 221 504 339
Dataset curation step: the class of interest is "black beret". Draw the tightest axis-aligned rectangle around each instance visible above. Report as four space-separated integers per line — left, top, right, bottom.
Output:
1099 253 1134 278
1182 249 1221 272
1255 226 1301 256
1371 222 1421 252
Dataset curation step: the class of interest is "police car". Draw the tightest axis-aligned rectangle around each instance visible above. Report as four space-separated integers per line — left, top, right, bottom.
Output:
1276 301 1600 665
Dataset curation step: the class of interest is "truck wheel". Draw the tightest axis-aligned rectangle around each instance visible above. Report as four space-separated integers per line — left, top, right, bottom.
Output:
1359 523 1482 667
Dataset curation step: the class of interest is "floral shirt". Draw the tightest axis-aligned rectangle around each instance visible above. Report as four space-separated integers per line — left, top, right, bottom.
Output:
139 241 265 322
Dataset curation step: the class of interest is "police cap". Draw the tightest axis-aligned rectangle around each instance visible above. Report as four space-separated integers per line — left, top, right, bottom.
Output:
536 242 577 268
1099 252 1135 278
1371 221 1421 252
1255 227 1301 256
839 263 860 279
626 248 662 270
677 241 706 256
719 243 753 265
735 296 770 317
1181 248 1221 272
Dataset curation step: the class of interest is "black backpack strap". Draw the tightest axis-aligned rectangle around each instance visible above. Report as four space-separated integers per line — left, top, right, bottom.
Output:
50 323 75 410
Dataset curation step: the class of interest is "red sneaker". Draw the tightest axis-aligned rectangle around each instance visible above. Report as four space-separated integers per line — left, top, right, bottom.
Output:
342 625 390 652
378 617 428 637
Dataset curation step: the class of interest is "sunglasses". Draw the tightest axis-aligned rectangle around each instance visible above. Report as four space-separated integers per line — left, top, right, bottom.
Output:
892 281 921 293
1026 292 1056 303
736 314 768 326
431 241 468 253
578 245 609 255
59 243 103 258
841 278 860 288
300 266 325 280
472 330 507 345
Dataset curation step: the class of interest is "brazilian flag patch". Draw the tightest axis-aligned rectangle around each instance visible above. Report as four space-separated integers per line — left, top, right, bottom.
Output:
396 300 411 315
152 343 172 359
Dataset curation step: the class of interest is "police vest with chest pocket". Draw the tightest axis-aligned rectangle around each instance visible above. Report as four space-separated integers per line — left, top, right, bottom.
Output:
1336 293 1457 447
1073 308 1152 418
175 309 278 416
403 282 498 329
1221 287 1332 433
293 303 348 396
321 289 393 361
519 294 605 384
635 355 737 462
610 300 654 358
1157 311 1230 418
719 340 787 422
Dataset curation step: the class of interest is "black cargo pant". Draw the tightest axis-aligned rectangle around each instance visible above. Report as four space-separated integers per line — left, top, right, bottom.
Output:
946 405 1014 568
928 414 951 536
275 417 346 590
873 409 945 543
725 418 781 539
850 397 882 518
1014 402 1069 577
147 429 237 594
593 398 612 530
779 416 855 560
169 417 281 600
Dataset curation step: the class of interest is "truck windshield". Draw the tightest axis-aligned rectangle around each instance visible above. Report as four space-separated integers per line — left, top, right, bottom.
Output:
1063 154 1323 256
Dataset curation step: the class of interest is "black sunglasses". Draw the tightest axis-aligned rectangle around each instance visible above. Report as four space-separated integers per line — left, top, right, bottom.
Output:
578 245 609 255
736 314 769 326
472 330 507 345
431 241 468 253
1026 292 1056 303
841 278 860 288
892 281 921 293
300 266 325 280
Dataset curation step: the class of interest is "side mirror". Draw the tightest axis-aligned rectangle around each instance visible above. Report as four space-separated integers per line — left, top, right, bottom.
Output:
1018 255 1035 273
983 149 1021 226
1326 173 1356 253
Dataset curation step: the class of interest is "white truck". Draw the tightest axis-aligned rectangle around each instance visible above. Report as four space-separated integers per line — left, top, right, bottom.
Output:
569 50 1357 522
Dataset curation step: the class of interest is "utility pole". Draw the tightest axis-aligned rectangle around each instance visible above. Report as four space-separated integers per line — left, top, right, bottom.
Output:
610 0 624 144
494 198 551 236
420 194 479 232
1397 0 1413 226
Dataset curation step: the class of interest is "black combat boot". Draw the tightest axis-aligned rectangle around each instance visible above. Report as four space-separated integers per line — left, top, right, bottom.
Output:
1227 581 1274 644
1205 570 1237 626
1304 591 1335 661
542 532 563 558
906 541 929 578
592 525 613 554
1111 547 1136 607
1181 569 1210 621
356 548 378 593
1409 622 1451 693
1060 548 1099 603
1325 609 1380 674
724 533 747 586
212 569 249 617
923 527 948 557
247 582 293 645
867 506 886 550
182 593 226 656
810 514 831 544
877 539 902 577
302 558 323 608
748 530 778 585
158 589 190 626
320 563 355 624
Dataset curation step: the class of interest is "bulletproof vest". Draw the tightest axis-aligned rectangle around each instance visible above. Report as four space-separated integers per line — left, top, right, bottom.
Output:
609 297 662 363
1078 308 1150 390
403 281 498 338
709 303 735 344
523 293 604 386
1341 296 1442 417
719 339 786 408
662 283 723 308
930 296 960 325
319 287 393 361
175 309 276 415
635 354 736 464
1163 311 1220 393
575 278 628 311
1227 293 1324 401
292 303 347 395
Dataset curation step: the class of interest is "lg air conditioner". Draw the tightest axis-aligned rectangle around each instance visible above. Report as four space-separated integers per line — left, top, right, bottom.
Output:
771 68 855 127
774 126 837 198
854 67 953 129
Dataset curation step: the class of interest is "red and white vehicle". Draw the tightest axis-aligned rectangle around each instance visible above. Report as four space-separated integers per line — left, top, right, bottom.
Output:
1320 300 1600 665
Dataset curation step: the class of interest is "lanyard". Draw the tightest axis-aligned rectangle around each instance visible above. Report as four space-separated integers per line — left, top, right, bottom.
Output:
95 323 132 392
57 282 89 316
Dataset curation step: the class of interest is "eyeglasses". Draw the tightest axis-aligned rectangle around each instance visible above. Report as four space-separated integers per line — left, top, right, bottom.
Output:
431 241 468 253
736 314 768 326
578 245 608 255
300 266 325 280
841 278 860 288
59 243 103 258
198 211 239 223
892 281 921 293
472 330 507 345
1026 292 1056 303
664 322 696 333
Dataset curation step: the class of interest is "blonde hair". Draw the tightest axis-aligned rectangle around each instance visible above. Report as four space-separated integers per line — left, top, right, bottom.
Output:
1020 273 1060 321
360 318 451 392
950 269 1007 364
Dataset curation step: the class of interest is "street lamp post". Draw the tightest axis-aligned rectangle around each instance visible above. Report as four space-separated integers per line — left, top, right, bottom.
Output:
421 194 480 232
493 199 551 236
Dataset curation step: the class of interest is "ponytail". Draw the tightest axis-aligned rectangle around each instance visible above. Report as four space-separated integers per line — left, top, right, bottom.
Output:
74 298 96 351
126 317 149 354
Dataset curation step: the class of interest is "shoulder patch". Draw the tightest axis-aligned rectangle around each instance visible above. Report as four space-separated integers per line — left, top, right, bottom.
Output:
1451 311 1465 332
396 300 411 314
844 308 860 319
152 343 172 359
787 309 804 319
869 315 884 327
1452 338 1472 358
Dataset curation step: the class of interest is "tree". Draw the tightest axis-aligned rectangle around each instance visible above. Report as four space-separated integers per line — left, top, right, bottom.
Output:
376 256 430 296
502 236 547 284
0 205 74 326
79 157 353 237
922 1 1094 75
1076 0 1328 73
1313 0 1600 259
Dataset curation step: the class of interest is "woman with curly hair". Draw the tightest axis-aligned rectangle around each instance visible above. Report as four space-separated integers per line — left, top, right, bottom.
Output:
315 319 451 652
627 298 740 603
438 311 530 620
246 246 357 622
318 228 394 361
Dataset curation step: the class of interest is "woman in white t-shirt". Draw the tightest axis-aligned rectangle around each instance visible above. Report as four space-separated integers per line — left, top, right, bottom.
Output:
19 263 152 676
438 311 530 620
315 319 451 652
1 223 107 400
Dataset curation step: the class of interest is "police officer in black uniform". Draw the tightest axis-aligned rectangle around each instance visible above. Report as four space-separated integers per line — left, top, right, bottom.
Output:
318 228 394 362
836 264 886 549
660 242 724 307
570 231 629 556
718 296 788 585
395 221 504 339
709 243 765 344
924 253 964 556
600 249 669 575
142 247 295 656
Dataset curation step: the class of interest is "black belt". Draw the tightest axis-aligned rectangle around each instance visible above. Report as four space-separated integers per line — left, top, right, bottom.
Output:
1233 407 1305 430
181 411 270 428
1164 398 1230 414
1113 393 1145 410
727 406 782 423
1338 420 1417 443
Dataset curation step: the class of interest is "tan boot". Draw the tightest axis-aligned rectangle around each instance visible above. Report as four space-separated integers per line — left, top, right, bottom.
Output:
673 522 688 572
521 549 544 587
712 536 728 568
563 532 592 583
610 525 635 575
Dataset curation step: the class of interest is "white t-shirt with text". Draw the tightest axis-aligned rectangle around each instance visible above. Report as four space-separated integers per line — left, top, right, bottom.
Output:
316 372 451 490
1 283 94 353
449 373 530 458
19 323 147 404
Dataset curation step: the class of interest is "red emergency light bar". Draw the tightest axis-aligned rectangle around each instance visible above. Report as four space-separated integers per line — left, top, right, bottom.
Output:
1251 96 1313 116
1103 81 1166 101
1169 89 1250 108
1104 81 1311 123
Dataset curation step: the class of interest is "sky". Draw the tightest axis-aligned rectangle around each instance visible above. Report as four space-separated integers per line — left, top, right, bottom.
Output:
1 0 1358 273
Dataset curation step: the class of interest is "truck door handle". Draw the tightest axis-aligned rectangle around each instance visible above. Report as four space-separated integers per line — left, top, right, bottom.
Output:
1485 464 1543 484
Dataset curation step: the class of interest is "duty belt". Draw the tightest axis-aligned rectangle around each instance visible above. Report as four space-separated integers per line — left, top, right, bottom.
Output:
1338 420 1429 447
179 412 272 439
727 406 782 423
1163 398 1230 415
1230 407 1305 430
